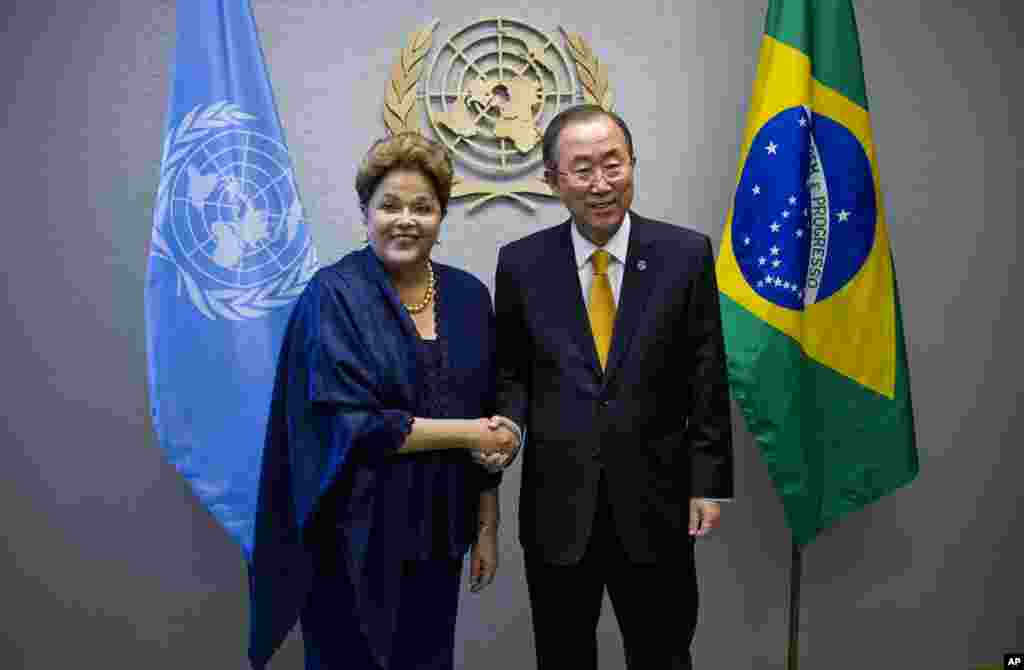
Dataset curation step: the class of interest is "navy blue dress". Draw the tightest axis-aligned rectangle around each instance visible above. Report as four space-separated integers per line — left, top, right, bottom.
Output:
248 247 500 670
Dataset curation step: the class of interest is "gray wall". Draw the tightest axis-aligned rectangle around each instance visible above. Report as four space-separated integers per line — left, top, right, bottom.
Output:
1 1 1020 668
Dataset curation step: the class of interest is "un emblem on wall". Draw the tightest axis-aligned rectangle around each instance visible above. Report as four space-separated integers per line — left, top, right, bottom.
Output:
151 102 317 320
383 18 615 212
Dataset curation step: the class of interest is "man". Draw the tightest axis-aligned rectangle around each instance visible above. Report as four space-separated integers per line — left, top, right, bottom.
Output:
494 105 733 669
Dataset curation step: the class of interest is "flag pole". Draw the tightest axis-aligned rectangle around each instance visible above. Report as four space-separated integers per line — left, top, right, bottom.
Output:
787 540 802 670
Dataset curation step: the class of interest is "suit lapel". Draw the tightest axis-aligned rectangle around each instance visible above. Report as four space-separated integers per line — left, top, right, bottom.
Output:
549 222 603 378
604 216 656 386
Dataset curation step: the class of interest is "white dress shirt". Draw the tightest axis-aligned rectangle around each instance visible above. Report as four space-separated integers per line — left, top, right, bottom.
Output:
570 213 631 308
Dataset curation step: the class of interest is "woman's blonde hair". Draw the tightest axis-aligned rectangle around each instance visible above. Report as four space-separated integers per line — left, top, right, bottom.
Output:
355 132 454 216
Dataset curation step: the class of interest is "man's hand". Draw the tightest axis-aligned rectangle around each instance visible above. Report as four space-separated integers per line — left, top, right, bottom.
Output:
470 415 521 472
688 498 721 537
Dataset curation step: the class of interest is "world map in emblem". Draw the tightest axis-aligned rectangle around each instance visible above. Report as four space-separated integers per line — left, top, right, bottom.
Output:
423 18 579 176
168 129 309 289
732 106 877 311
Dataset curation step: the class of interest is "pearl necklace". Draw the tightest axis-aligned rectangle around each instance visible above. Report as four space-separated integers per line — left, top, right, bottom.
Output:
403 260 435 314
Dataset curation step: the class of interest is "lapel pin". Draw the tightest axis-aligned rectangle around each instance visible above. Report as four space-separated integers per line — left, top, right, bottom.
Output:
637 259 647 271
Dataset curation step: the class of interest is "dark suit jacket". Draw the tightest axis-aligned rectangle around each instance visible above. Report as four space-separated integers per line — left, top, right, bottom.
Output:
495 213 733 565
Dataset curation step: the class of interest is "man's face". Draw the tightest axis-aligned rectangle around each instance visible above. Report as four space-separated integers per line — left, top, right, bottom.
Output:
546 116 635 246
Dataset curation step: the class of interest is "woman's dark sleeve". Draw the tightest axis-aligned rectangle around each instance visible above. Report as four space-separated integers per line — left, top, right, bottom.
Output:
278 275 415 535
305 275 413 461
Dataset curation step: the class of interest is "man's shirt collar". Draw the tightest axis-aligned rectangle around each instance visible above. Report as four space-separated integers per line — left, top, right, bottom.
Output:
571 212 632 270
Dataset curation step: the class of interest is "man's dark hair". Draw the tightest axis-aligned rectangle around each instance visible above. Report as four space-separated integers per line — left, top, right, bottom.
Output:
541 104 635 168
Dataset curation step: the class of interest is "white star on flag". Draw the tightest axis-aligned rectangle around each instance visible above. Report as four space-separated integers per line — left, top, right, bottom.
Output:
752 185 761 195
799 117 808 127
770 245 780 255
770 222 781 232
788 195 797 205
796 229 804 238
772 259 781 268
758 257 767 266
837 209 851 222
744 236 751 245
766 141 778 155
781 210 790 219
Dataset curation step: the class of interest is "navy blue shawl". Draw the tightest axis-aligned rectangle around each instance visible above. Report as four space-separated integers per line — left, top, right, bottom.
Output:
248 247 498 669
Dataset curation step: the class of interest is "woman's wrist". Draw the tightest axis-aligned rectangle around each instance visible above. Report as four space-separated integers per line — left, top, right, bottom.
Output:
465 417 490 451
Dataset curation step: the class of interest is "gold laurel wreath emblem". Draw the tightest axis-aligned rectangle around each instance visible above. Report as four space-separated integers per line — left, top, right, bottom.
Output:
383 20 438 135
382 21 614 212
560 28 614 111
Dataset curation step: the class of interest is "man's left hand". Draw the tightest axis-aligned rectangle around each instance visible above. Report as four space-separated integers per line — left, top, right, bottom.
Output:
688 498 721 537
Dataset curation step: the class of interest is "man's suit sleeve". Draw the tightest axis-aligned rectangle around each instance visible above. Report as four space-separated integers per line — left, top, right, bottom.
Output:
685 236 734 499
494 245 530 432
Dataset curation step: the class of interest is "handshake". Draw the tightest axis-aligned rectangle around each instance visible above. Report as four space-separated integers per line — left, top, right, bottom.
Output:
470 415 522 474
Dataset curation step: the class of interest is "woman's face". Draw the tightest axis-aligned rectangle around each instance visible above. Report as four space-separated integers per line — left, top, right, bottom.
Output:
365 167 442 276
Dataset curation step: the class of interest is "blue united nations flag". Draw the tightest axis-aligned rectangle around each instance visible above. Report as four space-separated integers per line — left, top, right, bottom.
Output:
146 0 318 558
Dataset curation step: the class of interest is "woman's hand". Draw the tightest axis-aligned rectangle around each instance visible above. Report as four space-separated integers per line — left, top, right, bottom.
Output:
469 522 499 592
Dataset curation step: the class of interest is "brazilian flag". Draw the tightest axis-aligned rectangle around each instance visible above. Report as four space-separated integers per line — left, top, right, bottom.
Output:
717 0 918 546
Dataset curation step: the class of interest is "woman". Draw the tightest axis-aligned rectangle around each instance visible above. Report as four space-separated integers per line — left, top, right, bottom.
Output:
248 132 519 670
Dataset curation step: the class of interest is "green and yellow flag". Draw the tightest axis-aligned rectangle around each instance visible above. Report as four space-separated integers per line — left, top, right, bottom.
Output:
717 0 918 546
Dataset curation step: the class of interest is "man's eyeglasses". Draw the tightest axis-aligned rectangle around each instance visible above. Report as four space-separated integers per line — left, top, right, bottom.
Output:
553 159 635 186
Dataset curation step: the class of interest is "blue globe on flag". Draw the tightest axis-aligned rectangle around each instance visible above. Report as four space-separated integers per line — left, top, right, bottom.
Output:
169 129 308 290
731 106 877 311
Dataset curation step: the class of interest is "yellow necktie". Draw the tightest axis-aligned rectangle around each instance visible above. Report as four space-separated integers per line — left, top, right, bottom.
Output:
588 249 616 370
